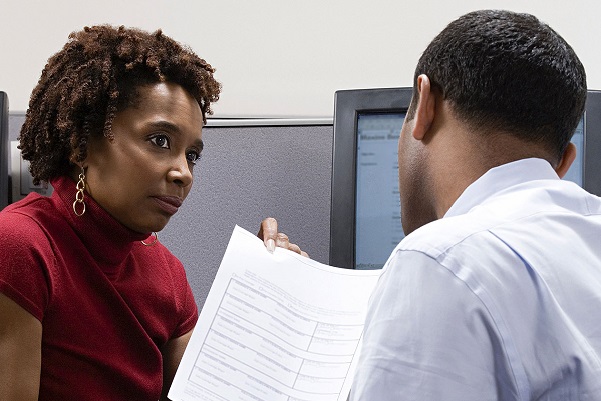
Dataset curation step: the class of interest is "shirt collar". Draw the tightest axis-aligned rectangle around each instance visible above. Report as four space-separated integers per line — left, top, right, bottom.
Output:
444 158 560 218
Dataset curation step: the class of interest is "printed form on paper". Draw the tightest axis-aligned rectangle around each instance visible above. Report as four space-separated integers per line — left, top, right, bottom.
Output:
169 225 381 401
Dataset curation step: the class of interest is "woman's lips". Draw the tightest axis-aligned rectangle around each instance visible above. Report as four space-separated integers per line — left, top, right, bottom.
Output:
152 196 183 215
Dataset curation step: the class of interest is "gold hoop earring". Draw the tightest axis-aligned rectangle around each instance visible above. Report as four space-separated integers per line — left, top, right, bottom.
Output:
72 166 86 217
141 232 158 246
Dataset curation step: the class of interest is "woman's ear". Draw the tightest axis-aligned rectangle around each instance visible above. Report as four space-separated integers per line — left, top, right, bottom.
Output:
412 74 436 141
68 145 84 165
555 142 577 178
67 149 87 179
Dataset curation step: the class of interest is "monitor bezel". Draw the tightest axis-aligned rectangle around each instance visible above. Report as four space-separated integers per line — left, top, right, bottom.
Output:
330 87 601 269
329 87 413 269
583 90 601 196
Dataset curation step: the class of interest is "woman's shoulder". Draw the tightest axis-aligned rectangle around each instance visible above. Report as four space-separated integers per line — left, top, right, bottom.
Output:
0 194 58 243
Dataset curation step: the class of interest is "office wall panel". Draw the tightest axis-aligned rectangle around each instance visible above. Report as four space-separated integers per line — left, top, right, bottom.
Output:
1 1 599 117
161 121 333 307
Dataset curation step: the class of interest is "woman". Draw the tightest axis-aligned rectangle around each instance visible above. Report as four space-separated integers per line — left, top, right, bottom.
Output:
0 25 301 400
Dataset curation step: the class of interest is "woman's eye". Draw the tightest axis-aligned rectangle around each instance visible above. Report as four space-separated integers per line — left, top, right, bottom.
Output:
186 150 201 164
150 134 170 149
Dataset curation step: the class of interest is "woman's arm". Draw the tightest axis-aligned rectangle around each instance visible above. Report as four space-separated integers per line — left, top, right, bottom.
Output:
0 292 42 401
160 329 193 401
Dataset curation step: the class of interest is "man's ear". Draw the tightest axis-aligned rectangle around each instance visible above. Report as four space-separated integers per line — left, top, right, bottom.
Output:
555 142 577 178
412 74 436 141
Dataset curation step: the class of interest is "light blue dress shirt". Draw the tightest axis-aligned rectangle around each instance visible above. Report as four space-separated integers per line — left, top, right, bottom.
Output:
350 158 601 400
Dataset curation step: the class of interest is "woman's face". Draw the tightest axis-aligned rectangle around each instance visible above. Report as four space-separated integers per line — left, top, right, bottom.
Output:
83 81 204 233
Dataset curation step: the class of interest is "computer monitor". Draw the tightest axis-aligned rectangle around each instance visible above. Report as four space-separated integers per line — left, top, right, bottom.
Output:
329 88 601 270
0 91 8 210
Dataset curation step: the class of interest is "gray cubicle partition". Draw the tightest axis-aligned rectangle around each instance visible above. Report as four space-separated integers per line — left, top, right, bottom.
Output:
0 93 8 210
161 119 334 308
8 115 334 309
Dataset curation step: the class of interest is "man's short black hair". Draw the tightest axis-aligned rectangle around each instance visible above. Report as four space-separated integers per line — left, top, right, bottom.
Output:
407 9 587 162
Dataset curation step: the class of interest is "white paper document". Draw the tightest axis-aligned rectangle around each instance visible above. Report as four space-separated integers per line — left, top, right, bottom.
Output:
169 225 382 401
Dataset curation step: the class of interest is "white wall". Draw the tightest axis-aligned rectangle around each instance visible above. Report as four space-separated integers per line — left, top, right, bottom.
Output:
1 0 598 117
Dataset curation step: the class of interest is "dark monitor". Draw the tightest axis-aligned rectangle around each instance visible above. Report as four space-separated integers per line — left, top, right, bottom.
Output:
329 88 601 270
0 92 8 210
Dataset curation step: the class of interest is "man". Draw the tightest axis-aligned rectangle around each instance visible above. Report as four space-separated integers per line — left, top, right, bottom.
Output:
350 9 601 400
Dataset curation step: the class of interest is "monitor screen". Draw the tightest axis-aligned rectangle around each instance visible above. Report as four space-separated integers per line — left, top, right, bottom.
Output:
330 88 601 270
355 112 405 269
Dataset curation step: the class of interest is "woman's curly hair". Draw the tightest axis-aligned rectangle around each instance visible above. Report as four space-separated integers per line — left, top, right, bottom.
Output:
19 25 221 184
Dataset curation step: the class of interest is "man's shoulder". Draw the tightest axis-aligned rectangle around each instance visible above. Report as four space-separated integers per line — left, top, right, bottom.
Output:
398 212 492 258
397 178 599 258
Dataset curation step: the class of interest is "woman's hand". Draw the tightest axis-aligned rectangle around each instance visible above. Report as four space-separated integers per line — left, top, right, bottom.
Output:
257 217 309 257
